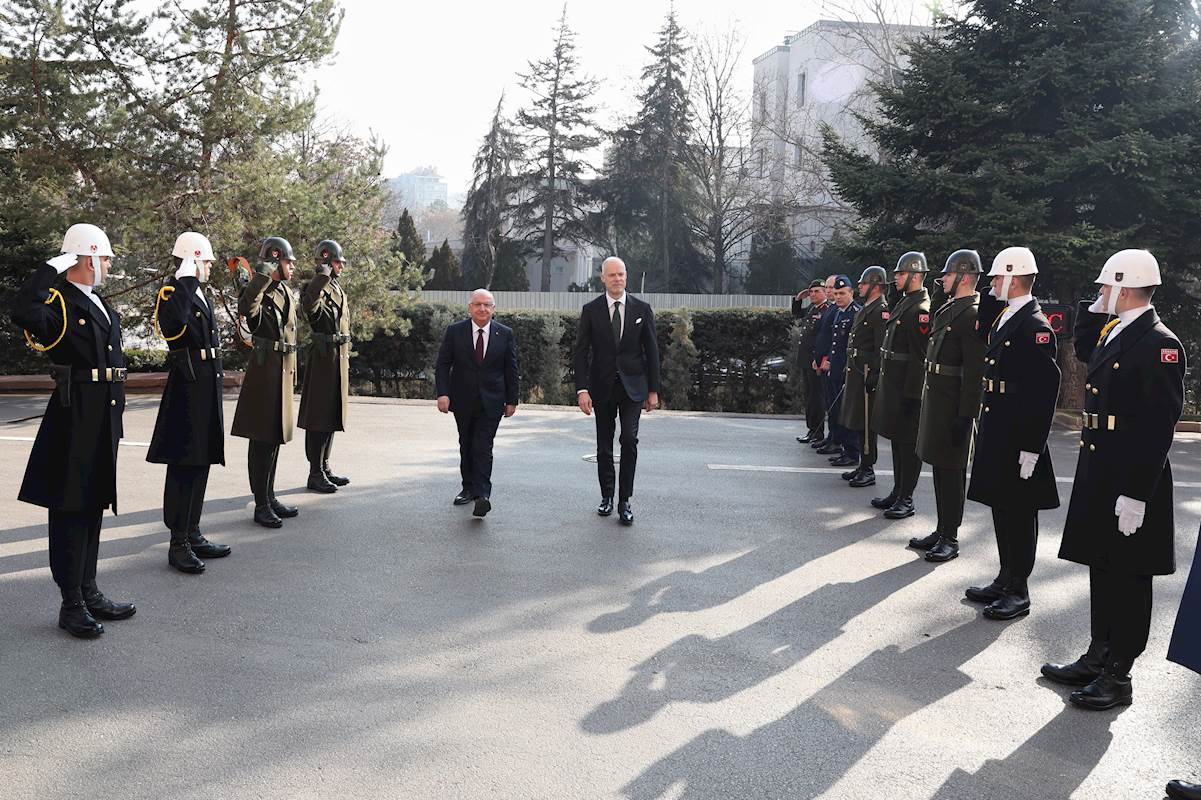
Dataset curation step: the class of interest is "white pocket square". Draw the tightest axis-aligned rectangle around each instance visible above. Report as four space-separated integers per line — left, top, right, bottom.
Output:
635 317 643 324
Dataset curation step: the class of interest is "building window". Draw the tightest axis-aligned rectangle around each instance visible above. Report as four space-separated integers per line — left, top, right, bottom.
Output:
794 142 803 169
756 88 767 121
796 71 806 107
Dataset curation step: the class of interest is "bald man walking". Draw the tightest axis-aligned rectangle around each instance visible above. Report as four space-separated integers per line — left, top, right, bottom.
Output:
436 289 520 518
575 257 661 526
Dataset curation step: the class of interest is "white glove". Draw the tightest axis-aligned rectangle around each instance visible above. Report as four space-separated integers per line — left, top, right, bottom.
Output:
1018 451 1039 480
1115 495 1145 536
46 253 76 273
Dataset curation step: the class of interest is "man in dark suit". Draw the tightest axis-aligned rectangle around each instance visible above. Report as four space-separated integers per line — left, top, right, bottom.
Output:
11 223 136 638
1042 249 1185 710
1166 528 1201 799
436 289 520 518
574 256 661 526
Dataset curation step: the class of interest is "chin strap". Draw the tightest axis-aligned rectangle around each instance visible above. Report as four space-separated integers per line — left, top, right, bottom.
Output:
23 288 68 352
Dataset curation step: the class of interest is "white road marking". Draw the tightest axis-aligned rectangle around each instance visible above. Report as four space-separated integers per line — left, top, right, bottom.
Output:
706 463 1201 489
0 436 150 448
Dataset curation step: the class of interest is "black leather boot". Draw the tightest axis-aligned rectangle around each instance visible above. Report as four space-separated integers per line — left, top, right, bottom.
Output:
924 536 959 563
254 504 283 528
307 468 337 493
1166 780 1201 800
189 531 230 559
322 433 349 486
597 497 614 516
81 582 136 620
1041 643 1107 686
58 590 103 638
849 467 876 488
269 496 298 518
1070 660 1133 710
965 578 1007 604
908 531 941 551
168 530 205 574
983 589 1031 621
267 447 298 517
883 497 915 519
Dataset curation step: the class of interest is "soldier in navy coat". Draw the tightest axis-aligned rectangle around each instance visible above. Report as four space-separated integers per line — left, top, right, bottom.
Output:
1041 250 1185 711
964 247 1060 621
1165 533 1201 800
11 224 136 638
817 275 861 467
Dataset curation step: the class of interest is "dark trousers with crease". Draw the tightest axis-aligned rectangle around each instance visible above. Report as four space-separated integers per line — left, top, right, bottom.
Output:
454 397 502 499
823 375 859 458
247 440 281 507
1089 567 1153 665
890 443 922 499
595 378 642 501
47 509 103 597
164 464 210 535
991 506 1038 595
932 466 966 539
802 369 825 437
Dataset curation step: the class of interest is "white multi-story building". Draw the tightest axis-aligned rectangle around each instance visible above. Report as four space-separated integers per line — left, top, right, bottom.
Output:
390 169 448 213
751 19 931 264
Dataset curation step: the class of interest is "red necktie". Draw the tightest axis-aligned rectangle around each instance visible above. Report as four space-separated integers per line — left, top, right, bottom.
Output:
475 328 484 366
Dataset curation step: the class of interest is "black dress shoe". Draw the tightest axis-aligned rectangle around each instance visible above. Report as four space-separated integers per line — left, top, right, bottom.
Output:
810 437 829 449
189 532 230 559
871 492 897 510
473 497 491 517
830 454 858 467
924 537 959 562
597 497 614 516
849 468 876 488
168 542 206 574
1041 654 1106 686
254 504 283 529
1070 669 1133 710
618 501 634 526
269 497 298 518
454 490 474 505
816 443 841 455
82 584 136 620
983 591 1030 621
307 472 337 493
841 467 859 481
908 531 941 550
798 431 823 444
59 601 103 638
965 580 1005 604
883 497 915 519
1166 780 1201 800
323 462 349 486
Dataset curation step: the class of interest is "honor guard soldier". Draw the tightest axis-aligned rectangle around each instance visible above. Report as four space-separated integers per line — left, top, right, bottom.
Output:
11 223 136 638
231 236 300 528
1041 249 1185 710
910 249 986 562
147 232 231 573
841 266 888 487
298 239 352 493
814 275 861 467
795 279 829 445
1165 528 1201 799
871 252 932 519
963 247 1060 620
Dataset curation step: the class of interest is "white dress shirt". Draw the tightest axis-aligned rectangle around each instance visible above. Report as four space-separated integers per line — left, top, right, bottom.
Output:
68 279 109 318
1103 304 1153 346
195 286 208 309
997 293 1034 330
607 292 627 339
472 321 490 359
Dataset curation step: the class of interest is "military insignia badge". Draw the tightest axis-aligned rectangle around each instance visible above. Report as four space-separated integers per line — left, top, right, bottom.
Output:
1036 332 1051 345
1162 348 1180 363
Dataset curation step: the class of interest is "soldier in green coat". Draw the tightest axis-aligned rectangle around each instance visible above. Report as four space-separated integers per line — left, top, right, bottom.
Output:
298 239 352 493
910 250 986 563
230 236 299 528
871 252 932 520
840 266 888 488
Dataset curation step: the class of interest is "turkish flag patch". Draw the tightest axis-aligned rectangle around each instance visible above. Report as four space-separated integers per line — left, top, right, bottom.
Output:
881 311 890 320
1036 332 1051 345
1162 348 1180 363
918 313 929 323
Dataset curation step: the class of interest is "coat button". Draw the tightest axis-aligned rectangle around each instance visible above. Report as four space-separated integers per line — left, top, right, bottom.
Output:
984 405 990 413
988 358 996 365
1089 444 1096 452
1085 383 1091 390
1092 387 1099 395
78 318 86 325
1004 341 1011 347
1113 362 1120 369
110 399 116 407
106 344 113 351
1079 440 1084 448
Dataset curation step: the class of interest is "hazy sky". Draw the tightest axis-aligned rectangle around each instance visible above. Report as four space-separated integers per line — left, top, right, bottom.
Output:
309 1 934 198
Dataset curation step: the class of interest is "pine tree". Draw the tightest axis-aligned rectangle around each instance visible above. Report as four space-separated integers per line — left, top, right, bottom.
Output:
425 240 462 290
822 0 1201 306
490 239 531 291
744 202 802 295
514 7 601 291
461 94 522 288
392 208 426 268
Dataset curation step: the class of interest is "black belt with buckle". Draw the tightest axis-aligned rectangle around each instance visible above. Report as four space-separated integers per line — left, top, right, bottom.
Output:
48 365 127 407
881 348 910 363
312 332 351 345
983 378 1016 394
926 362 962 377
1081 412 1131 431
252 335 297 354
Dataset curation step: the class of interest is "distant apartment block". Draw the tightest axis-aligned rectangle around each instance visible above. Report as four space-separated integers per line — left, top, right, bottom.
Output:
390 169 449 213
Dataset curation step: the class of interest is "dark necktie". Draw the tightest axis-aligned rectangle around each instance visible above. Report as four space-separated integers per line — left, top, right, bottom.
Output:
475 328 484 366
611 301 622 345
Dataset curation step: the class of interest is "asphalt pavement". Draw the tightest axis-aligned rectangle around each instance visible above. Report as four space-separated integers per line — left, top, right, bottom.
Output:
0 393 1198 800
